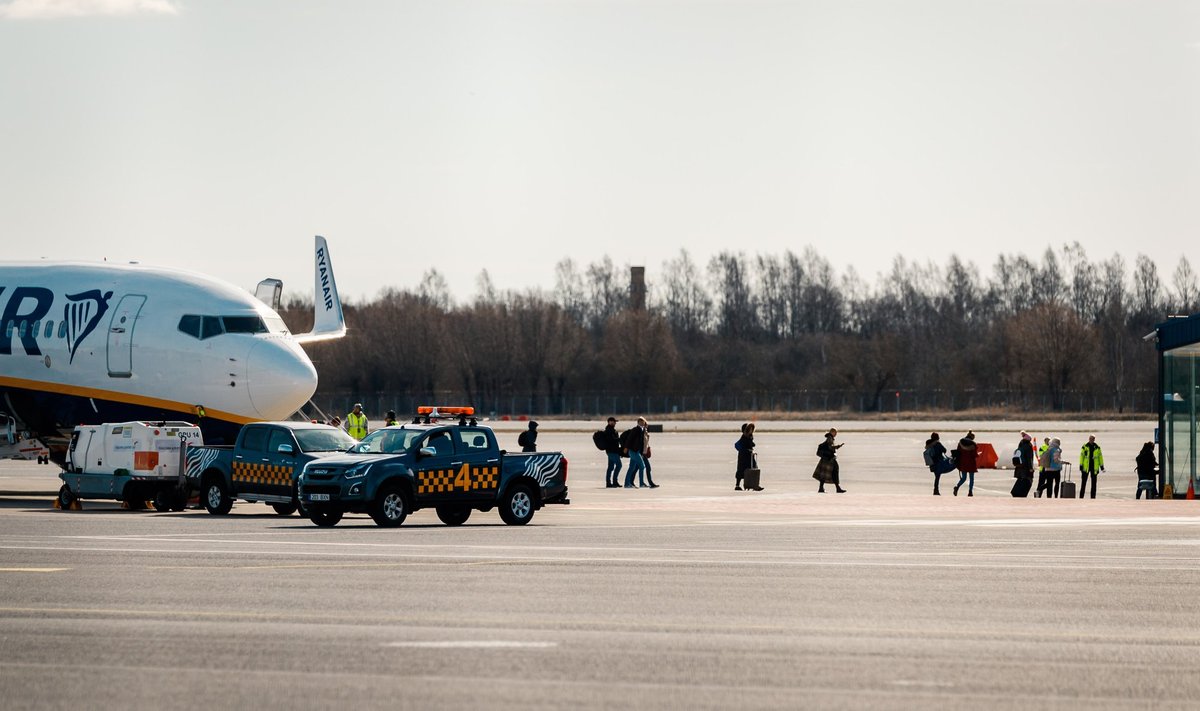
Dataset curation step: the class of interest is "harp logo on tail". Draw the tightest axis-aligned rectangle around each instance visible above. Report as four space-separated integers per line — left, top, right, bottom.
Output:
64 290 113 364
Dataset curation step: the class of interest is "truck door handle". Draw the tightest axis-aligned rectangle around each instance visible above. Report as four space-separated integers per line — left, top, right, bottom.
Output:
450 462 463 467
110 327 126 334
486 459 499 464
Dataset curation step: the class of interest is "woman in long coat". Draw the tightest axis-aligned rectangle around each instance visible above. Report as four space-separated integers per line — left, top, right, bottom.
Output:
814 428 846 493
735 423 761 491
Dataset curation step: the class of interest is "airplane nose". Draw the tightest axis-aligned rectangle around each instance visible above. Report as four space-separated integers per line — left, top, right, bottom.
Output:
246 339 319 418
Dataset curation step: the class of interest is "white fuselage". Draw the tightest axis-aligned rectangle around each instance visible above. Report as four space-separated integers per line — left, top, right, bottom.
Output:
0 262 319 445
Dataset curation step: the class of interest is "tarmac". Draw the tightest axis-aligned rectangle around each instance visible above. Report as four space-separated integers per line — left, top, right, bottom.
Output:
2 420 1195 710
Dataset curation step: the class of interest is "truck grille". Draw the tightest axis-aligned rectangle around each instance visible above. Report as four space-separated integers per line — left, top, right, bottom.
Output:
302 484 341 495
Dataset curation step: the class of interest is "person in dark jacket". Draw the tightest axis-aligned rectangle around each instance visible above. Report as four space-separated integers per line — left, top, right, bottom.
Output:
925 432 948 495
814 428 845 493
620 417 648 488
517 421 538 452
1136 442 1158 499
735 423 762 491
953 431 978 497
1012 431 1035 497
603 417 622 488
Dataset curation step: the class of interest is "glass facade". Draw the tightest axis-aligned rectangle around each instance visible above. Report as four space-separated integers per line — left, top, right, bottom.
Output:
1162 346 1200 496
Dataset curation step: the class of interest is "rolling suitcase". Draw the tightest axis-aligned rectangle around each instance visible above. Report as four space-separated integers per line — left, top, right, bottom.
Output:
742 468 761 489
1059 463 1076 499
1011 476 1032 498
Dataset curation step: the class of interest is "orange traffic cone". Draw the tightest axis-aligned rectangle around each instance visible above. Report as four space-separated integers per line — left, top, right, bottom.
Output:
1188 480 1195 500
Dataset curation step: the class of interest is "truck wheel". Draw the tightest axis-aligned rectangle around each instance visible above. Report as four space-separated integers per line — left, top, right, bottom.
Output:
169 490 188 512
203 479 233 515
436 506 471 526
152 492 171 512
308 509 342 527
271 502 298 516
126 498 147 511
370 485 409 527
57 485 75 509
499 484 535 526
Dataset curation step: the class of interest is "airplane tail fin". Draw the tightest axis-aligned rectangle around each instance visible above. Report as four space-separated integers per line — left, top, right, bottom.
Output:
294 235 346 344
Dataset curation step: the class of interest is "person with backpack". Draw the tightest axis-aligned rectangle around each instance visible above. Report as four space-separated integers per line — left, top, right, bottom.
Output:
517 421 538 452
924 432 948 495
595 417 622 488
1011 431 1035 497
953 431 978 497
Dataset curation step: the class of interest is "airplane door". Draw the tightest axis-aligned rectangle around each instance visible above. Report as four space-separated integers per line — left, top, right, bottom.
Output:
107 295 146 378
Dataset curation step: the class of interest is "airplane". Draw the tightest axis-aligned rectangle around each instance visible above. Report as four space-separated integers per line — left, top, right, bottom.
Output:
0 235 345 463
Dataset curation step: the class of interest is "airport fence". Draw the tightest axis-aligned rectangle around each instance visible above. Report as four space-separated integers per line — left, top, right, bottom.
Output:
314 389 1158 420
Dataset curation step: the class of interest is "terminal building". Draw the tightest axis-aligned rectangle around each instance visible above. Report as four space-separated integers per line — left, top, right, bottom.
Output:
1154 314 1200 497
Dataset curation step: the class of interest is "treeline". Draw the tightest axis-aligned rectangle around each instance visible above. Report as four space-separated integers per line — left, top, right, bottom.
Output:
281 243 1195 415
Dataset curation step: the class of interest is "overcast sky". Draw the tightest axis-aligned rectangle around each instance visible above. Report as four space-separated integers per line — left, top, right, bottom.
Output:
1 0 1197 304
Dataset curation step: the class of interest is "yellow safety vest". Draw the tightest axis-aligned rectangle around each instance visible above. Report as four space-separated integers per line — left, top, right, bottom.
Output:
347 412 368 440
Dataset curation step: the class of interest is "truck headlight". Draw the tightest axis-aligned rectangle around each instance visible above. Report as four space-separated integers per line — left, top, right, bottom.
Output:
344 465 369 480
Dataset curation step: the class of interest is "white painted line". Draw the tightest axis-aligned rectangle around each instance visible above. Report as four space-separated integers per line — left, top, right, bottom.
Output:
382 641 557 649
0 567 69 572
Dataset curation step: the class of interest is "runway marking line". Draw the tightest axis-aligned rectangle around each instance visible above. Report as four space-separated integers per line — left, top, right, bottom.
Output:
0 567 68 573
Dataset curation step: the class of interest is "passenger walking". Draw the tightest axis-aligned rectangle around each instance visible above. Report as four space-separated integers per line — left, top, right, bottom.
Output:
1011 431 1035 497
1136 442 1158 499
346 403 369 440
602 417 622 488
925 432 948 495
953 431 978 497
1077 435 1105 499
641 418 659 488
518 421 538 452
1035 437 1051 497
735 423 762 491
620 417 649 488
813 428 846 493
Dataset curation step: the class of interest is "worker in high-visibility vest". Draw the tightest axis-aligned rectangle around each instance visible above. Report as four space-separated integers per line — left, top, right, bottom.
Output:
346 403 369 440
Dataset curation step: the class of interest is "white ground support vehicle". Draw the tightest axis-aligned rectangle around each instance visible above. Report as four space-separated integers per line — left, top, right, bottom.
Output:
60 421 202 511
1 414 49 463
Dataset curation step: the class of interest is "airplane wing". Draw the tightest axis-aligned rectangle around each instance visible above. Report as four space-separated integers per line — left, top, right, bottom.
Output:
294 235 347 344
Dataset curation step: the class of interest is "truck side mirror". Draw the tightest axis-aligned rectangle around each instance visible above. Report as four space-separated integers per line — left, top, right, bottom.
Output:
419 447 436 458
277 444 294 456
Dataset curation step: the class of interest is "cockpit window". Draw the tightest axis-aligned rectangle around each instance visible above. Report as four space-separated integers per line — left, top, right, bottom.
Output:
222 316 267 334
179 314 266 340
178 315 201 338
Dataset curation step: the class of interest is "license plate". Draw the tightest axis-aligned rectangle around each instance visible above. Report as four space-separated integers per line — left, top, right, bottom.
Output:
309 493 330 501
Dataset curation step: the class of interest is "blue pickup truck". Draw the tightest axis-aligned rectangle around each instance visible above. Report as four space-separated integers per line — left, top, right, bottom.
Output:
185 421 359 515
297 421 569 527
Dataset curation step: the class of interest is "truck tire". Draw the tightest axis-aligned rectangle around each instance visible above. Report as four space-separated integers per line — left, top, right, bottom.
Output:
499 484 535 526
203 478 234 515
308 509 343 527
370 484 409 527
169 490 188 512
57 484 75 509
436 506 471 526
271 502 298 516
152 491 172 512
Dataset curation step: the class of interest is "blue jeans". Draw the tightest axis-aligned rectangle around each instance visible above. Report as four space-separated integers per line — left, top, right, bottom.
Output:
625 452 645 487
606 452 622 486
956 470 975 493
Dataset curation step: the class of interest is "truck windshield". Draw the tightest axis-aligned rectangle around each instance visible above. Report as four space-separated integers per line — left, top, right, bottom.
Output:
353 429 424 454
294 428 358 453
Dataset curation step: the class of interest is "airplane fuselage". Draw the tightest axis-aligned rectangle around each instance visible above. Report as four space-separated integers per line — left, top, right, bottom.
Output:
0 262 319 448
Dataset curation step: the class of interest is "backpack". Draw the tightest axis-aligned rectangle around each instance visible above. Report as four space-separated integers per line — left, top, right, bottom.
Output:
734 438 742 451
923 447 934 468
592 430 606 451
518 430 530 448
